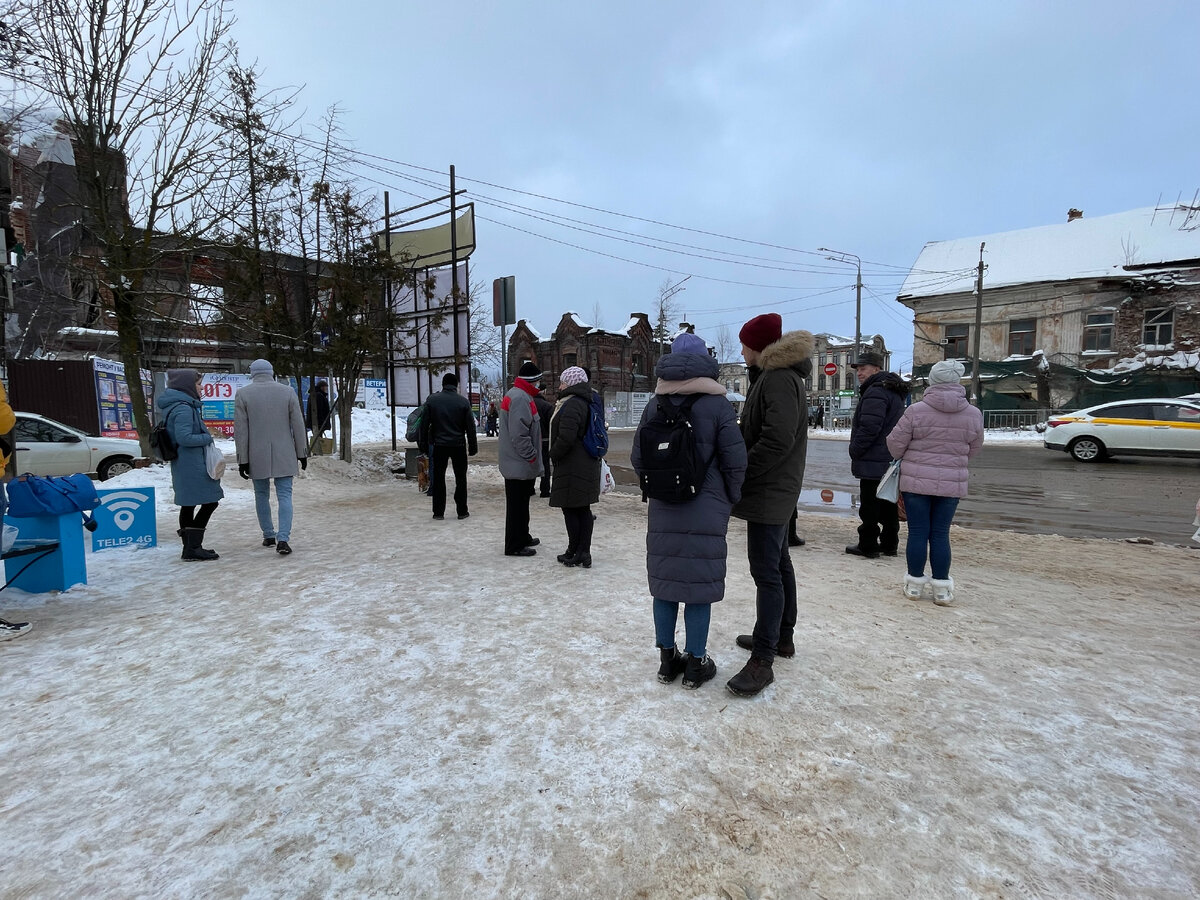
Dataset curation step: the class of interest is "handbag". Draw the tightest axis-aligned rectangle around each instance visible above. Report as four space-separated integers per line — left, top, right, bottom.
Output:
599 459 615 495
877 459 901 504
204 442 226 480
7 473 102 530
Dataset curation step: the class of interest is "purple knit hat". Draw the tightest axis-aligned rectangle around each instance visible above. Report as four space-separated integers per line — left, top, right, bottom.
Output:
559 366 588 387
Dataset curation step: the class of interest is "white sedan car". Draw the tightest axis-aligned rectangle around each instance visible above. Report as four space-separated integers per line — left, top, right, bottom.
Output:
12 412 143 480
1043 397 1200 462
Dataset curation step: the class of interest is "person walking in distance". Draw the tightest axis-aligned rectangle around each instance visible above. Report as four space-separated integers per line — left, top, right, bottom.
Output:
157 369 225 561
726 314 813 698
305 380 332 454
846 350 910 559
886 359 983 605
632 333 747 690
234 358 308 556
498 361 544 557
548 367 601 568
420 372 478 521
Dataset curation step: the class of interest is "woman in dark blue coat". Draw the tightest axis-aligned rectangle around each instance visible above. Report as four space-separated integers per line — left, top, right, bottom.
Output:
155 368 224 561
632 333 747 690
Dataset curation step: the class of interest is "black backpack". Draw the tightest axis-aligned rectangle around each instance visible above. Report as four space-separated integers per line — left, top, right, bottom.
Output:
636 395 710 503
149 420 178 462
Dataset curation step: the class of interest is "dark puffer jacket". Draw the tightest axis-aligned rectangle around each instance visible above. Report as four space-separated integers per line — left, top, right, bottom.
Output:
548 382 601 509
731 330 814 525
848 370 910 479
632 350 747 605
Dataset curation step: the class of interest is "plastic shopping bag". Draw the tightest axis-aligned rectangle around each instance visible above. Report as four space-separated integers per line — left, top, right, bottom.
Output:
599 459 615 495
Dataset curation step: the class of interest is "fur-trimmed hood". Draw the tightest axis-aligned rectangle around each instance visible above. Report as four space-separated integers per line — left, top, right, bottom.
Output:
757 330 814 377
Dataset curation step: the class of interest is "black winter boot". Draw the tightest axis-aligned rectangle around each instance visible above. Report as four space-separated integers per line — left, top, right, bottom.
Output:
564 552 591 568
726 656 774 697
735 632 795 658
181 527 219 561
657 647 687 684
177 528 187 560
681 653 716 690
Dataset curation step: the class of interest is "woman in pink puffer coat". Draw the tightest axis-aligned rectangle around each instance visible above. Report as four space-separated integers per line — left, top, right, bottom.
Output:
885 359 984 605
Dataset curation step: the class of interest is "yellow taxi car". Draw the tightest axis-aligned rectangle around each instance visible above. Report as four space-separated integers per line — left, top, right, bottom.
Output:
1042 397 1200 462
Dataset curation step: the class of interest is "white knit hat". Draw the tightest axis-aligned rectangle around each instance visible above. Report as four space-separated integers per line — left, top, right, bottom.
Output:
928 359 965 384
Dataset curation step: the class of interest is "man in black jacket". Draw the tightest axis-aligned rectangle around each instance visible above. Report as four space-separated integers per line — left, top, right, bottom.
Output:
305 380 332 454
846 351 909 558
727 313 814 698
420 372 478 520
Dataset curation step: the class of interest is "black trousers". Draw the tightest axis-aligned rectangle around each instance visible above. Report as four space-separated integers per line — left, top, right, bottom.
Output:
562 505 594 555
179 502 219 530
504 478 536 553
857 477 899 553
431 445 469 517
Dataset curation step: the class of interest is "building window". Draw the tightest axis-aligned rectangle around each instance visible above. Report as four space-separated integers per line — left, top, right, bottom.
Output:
843 372 854 391
564 352 577 368
1083 313 1113 352
632 353 643 375
944 323 969 359
818 374 826 391
1142 308 1174 346
1008 318 1036 356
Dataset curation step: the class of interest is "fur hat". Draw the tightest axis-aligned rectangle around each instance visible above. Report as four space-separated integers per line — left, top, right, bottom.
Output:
928 359 965 384
517 361 542 380
671 333 709 356
850 351 885 370
738 313 782 352
249 358 274 377
559 366 588 387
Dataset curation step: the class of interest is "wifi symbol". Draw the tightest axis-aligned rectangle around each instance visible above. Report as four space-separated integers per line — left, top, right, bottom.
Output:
101 490 151 532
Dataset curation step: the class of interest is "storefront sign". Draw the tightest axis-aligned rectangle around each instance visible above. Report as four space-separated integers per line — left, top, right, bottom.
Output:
93 358 152 440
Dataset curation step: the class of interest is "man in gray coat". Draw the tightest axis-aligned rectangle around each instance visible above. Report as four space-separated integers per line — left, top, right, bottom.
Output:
234 358 309 555
498 361 544 557
726 314 814 698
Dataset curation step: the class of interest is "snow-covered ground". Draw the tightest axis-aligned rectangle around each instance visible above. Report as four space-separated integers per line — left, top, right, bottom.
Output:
2 435 1197 897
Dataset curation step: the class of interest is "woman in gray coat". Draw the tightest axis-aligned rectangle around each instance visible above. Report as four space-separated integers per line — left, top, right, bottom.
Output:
632 333 747 690
155 368 224 561
548 366 601 568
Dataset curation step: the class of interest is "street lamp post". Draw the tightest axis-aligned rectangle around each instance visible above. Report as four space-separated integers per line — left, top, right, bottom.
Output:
819 248 862 364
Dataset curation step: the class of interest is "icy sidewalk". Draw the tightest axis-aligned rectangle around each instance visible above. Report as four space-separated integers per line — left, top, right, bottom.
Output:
2 460 1198 898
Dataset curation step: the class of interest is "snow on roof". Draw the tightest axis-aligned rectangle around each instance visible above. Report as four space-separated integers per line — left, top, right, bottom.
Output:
821 333 857 346
36 132 75 167
523 321 541 340
899 206 1200 300
615 316 639 336
568 312 593 331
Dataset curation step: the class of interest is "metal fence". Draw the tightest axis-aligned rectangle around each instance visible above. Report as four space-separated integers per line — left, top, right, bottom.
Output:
982 409 1054 430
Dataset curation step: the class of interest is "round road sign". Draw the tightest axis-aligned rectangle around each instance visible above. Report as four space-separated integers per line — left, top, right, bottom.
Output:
823 362 838 376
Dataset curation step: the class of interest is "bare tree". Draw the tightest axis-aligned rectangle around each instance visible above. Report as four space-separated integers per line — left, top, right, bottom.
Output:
653 275 689 354
467 276 502 391
590 299 606 331
714 324 737 362
10 0 234 453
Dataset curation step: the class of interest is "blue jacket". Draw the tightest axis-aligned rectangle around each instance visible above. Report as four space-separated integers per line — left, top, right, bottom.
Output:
156 388 224 506
632 350 747 605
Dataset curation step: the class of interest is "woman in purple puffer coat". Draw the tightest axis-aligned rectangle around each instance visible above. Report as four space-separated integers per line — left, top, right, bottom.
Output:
885 359 984 605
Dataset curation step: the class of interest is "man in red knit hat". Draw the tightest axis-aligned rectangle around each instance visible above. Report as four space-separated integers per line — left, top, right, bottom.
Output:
727 313 814 697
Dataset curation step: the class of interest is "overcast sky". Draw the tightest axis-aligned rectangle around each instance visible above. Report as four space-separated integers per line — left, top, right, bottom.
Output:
232 0 1199 369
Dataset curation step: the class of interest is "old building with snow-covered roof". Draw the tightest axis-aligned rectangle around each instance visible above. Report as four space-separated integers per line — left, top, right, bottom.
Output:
898 206 1200 374
507 311 659 404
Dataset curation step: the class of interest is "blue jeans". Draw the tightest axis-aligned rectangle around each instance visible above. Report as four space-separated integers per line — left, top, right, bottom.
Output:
653 599 712 658
253 476 294 542
902 492 959 580
746 521 796 661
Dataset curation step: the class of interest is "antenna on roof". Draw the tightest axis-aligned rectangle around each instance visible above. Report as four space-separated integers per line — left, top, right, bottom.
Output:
1151 193 1162 225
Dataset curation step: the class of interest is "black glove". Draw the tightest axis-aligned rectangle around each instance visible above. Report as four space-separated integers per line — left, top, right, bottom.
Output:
238 463 250 480
299 457 308 471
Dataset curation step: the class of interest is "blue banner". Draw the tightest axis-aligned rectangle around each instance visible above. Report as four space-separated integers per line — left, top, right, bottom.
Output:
92 487 158 551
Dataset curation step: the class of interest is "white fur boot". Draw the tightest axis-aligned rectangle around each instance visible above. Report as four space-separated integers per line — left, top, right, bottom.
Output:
931 577 955 606
903 574 930 600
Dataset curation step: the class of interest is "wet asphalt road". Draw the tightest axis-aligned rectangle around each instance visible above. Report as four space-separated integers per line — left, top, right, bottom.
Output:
458 431 1200 546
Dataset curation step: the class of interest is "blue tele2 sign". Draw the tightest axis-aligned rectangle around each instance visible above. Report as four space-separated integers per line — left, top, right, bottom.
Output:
92 487 158 551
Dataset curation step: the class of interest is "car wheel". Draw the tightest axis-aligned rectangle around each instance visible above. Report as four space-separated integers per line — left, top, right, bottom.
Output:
1067 436 1106 462
98 456 134 480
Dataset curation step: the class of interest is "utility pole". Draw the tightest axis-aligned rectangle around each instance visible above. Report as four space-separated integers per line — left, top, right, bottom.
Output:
970 242 986 407
819 248 862 362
